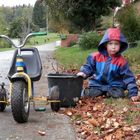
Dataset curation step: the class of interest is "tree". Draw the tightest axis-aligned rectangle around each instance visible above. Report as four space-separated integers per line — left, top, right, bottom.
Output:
8 17 24 38
64 0 120 31
117 5 140 42
8 5 36 40
43 0 70 33
0 6 13 34
32 0 46 28
45 0 120 32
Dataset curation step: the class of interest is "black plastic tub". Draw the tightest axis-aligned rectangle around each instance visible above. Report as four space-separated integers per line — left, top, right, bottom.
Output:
47 73 83 107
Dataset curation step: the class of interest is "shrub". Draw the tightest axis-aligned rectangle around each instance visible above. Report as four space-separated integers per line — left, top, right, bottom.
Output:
79 31 102 50
68 41 77 47
0 40 11 48
60 34 67 40
117 5 140 42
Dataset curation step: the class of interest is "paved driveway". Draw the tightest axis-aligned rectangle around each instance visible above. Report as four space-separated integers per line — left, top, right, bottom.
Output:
0 41 79 140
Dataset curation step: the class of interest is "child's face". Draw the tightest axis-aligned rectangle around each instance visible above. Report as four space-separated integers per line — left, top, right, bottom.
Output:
106 40 120 56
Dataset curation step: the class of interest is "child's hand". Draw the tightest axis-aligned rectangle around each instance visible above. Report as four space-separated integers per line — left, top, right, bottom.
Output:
77 72 86 78
131 96 140 102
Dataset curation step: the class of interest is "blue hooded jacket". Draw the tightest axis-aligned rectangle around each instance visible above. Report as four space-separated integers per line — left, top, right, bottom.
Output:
80 28 138 97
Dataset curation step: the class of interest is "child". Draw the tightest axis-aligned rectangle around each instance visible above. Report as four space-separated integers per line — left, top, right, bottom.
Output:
77 27 139 101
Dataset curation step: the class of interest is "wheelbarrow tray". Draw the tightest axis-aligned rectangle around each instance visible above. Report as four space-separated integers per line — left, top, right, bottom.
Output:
47 73 83 107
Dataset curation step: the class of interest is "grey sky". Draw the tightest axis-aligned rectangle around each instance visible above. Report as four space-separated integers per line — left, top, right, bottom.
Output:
0 0 36 7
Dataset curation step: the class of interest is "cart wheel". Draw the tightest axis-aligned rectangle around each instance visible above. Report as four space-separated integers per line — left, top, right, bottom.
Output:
0 88 7 112
49 86 60 112
51 102 60 112
11 80 30 123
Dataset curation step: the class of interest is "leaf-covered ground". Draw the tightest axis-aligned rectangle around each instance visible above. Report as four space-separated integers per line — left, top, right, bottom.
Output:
61 97 140 139
59 74 140 140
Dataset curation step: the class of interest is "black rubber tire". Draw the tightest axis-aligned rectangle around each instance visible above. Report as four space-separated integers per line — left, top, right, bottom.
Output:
11 80 30 123
50 102 60 112
0 88 7 112
49 86 60 112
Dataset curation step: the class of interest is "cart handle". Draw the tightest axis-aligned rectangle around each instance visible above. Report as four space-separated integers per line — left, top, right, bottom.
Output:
47 74 83 79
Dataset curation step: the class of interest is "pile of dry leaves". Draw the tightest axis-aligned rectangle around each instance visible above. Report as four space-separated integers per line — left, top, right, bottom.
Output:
59 74 140 140
61 97 140 140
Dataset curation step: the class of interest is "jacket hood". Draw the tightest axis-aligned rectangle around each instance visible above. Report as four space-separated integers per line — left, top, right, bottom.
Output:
98 28 128 55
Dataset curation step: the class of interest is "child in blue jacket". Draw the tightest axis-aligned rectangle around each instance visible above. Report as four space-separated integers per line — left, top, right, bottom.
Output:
77 27 139 101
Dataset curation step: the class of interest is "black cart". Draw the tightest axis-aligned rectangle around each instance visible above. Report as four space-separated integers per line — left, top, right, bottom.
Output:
47 73 83 111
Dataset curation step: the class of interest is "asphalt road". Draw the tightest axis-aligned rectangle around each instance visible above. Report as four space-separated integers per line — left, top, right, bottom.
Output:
0 42 79 140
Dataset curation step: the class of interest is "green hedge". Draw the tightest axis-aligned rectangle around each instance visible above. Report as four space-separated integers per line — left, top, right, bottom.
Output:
79 31 102 50
117 5 140 42
0 40 11 48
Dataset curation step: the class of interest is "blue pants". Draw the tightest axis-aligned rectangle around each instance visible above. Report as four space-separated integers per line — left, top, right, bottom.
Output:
82 87 125 98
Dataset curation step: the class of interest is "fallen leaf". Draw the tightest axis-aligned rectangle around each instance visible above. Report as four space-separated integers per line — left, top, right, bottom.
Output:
123 126 132 132
38 130 46 136
123 107 128 112
104 134 112 140
103 110 113 118
131 125 140 132
93 103 104 111
113 122 119 128
88 118 99 127
86 112 92 117
59 96 140 139
114 129 124 139
86 134 99 140
92 106 97 111
97 117 106 125
66 111 72 116
75 120 81 125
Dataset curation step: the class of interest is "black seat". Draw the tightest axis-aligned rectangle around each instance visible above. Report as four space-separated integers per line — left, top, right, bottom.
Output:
8 47 42 81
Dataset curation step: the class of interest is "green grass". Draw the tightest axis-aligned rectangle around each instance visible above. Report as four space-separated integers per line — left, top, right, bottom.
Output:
104 98 140 125
55 42 140 74
27 32 60 46
0 32 60 51
0 47 14 52
125 111 140 125
104 98 129 108
55 45 97 69
123 41 140 74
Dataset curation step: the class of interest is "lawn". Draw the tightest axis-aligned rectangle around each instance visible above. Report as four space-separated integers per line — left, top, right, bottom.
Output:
55 45 95 70
0 47 14 52
55 42 140 74
0 32 60 51
27 32 60 46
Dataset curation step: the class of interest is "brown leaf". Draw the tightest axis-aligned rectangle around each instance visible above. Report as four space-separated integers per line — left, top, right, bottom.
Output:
136 74 140 80
113 122 120 128
100 128 118 138
103 110 113 118
104 134 112 140
93 103 104 111
131 125 140 132
114 129 124 139
130 107 140 111
66 111 73 116
75 120 81 125
123 126 132 132
86 134 99 140
86 112 92 117
88 118 99 127
38 130 46 136
123 107 128 112
92 106 98 111
97 117 106 126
